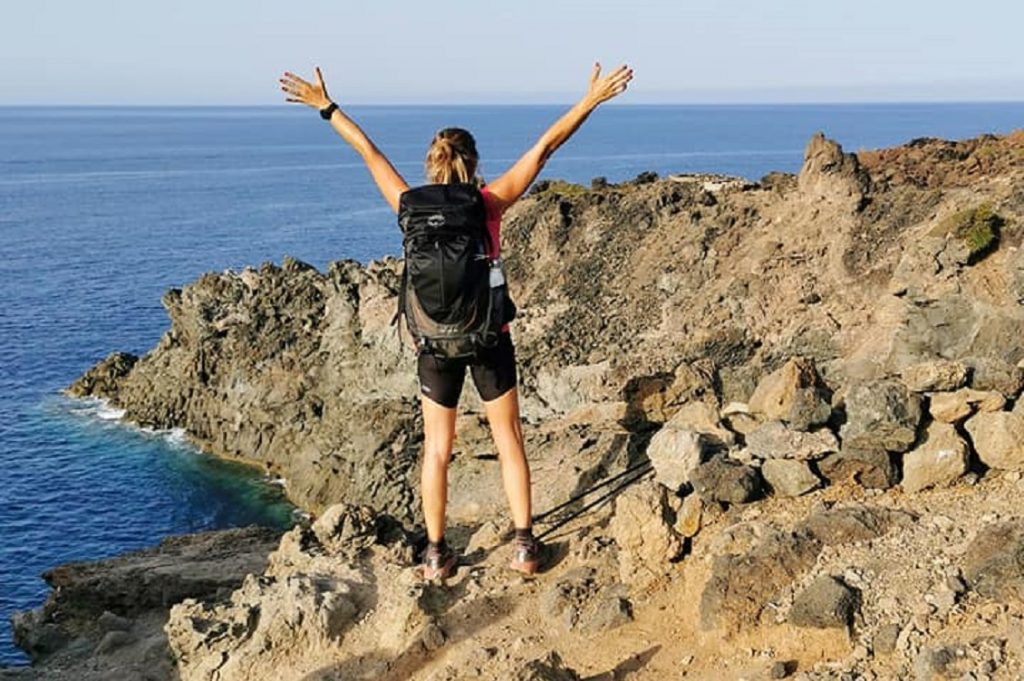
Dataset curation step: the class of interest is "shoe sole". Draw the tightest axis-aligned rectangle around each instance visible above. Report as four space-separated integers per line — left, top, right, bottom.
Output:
419 554 457 581
509 558 541 576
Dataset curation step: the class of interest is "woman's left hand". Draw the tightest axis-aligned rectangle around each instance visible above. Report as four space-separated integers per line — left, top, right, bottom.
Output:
279 67 332 109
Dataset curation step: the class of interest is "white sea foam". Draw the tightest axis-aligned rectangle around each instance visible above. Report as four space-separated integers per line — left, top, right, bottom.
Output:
165 428 189 445
67 395 125 421
96 404 126 420
268 477 287 487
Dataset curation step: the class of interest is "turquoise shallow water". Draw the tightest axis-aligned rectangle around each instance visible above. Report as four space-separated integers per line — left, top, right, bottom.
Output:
2 103 1024 666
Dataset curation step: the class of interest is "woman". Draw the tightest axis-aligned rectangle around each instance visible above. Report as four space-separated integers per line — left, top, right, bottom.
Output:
279 63 633 579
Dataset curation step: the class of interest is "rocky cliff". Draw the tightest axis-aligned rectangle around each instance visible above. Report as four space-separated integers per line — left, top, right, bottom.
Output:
7 129 1024 680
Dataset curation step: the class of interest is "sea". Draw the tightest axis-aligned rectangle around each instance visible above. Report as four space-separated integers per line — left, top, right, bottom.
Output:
2 102 1023 666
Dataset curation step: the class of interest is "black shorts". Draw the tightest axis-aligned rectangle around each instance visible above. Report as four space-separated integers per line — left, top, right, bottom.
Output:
417 333 518 408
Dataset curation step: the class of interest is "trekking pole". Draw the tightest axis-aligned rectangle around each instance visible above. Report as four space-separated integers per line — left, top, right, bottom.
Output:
532 460 653 524
535 463 655 541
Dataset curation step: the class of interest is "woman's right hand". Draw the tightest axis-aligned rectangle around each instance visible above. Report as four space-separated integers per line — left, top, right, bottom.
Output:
279 67 333 110
586 62 634 106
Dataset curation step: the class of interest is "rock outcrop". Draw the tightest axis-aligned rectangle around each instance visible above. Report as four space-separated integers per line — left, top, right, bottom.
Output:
9 128 1024 679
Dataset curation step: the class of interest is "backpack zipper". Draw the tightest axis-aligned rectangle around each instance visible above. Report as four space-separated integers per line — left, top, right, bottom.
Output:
436 239 446 309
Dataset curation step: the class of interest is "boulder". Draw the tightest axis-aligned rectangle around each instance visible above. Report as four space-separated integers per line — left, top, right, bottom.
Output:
700 531 823 632
645 426 709 493
748 357 831 430
962 522 1024 603
928 388 1005 423
798 504 914 546
899 359 968 392
745 421 839 461
310 503 378 559
676 493 703 538
964 410 1024 471
901 422 969 493
817 447 897 489
690 456 763 505
963 356 1024 398
761 459 821 497
608 481 684 590
645 399 736 493
623 362 719 425
672 400 736 446
839 380 923 452
789 575 859 629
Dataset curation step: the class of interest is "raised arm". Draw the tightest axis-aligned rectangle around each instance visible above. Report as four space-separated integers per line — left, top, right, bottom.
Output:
486 63 634 213
279 67 409 212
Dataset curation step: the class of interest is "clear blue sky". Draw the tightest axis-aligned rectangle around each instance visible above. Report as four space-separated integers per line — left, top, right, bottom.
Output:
3 0 1023 105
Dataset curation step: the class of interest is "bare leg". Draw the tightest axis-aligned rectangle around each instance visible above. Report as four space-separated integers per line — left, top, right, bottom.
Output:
482 387 532 529
420 395 457 543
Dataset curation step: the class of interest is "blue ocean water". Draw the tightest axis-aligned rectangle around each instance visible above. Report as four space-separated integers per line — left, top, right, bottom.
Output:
2 103 1023 666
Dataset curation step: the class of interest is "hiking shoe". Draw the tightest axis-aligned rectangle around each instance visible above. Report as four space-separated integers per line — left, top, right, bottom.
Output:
509 536 543 575
419 542 457 581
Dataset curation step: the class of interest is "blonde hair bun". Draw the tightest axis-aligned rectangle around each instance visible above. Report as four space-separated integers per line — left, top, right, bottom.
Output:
426 127 483 186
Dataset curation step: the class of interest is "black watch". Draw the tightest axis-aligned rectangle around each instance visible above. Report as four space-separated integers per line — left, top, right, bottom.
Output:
319 102 338 120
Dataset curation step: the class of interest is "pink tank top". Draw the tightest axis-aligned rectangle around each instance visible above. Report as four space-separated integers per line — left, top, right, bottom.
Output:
479 186 510 333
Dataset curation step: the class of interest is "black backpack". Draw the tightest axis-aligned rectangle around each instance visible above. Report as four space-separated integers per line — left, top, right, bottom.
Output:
395 183 516 359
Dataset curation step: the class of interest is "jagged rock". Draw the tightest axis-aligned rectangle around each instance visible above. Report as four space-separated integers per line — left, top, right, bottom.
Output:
700 531 822 632
645 426 710 493
761 459 821 497
10 610 69 662
789 575 859 629
466 520 506 554
690 456 763 505
310 503 378 558
702 507 902 631
798 504 914 546
166 570 366 680
745 421 839 461
817 447 897 489
668 401 736 446
965 409 1024 471
928 388 1006 423
676 494 703 538
63 350 139 401
840 380 923 452
608 481 684 590
623 362 719 426
10 525 282 659
541 567 632 633
899 359 969 392
645 400 735 493
514 651 581 681
875 622 902 656
963 356 1024 398
901 422 969 493
720 402 760 435
798 133 870 207
748 357 831 430
962 523 1024 603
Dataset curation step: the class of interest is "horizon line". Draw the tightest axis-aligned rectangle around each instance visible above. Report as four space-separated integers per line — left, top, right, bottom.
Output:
3 98 1024 108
